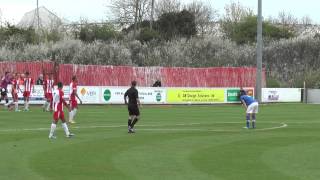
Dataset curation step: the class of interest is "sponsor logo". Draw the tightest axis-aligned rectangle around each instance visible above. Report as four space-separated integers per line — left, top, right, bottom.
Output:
80 88 97 97
167 89 225 103
227 89 239 102
268 91 279 101
104 89 111 101
80 88 86 96
156 93 162 102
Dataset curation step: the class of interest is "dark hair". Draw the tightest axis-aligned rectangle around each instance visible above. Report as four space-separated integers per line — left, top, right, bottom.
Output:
72 76 77 81
239 90 247 96
131 80 137 87
57 82 63 88
25 72 30 75
5 71 9 75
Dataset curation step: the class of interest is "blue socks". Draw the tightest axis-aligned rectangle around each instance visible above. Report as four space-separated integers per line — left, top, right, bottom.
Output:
246 114 257 129
252 120 256 128
246 114 250 128
252 114 256 128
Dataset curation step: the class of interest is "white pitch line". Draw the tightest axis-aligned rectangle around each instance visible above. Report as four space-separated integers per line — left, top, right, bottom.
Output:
254 123 288 131
138 123 288 132
0 122 288 133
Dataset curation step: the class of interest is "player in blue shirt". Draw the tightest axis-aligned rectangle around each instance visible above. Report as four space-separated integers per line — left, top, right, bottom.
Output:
239 90 259 129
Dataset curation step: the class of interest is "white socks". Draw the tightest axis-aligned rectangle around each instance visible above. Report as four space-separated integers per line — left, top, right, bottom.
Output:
69 111 74 122
73 109 77 118
15 102 18 111
46 102 51 111
24 101 29 110
62 122 70 136
69 109 77 122
49 123 71 138
49 123 57 137
43 101 48 109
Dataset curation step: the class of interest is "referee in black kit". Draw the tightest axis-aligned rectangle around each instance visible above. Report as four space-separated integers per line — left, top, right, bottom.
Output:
124 81 141 133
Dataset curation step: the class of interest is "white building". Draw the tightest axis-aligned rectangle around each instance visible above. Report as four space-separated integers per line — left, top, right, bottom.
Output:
17 6 64 30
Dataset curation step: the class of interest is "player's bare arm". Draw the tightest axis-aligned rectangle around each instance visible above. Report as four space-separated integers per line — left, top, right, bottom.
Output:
241 100 247 110
75 93 82 104
63 100 70 111
124 91 128 104
137 98 141 107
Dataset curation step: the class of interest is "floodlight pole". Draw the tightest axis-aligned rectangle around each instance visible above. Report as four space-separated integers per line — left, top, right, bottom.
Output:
256 0 263 102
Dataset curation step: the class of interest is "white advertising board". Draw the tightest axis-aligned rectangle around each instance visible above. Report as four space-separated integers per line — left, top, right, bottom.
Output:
262 88 301 102
1 86 302 105
77 86 100 104
4 85 70 104
101 87 166 104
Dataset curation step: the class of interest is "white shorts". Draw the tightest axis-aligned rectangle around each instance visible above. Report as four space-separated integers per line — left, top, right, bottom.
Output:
246 102 259 114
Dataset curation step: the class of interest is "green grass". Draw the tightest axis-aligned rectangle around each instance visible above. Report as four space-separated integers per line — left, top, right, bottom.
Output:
0 103 319 180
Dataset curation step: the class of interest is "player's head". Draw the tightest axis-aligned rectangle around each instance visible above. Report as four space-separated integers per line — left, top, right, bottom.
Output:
131 80 137 87
57 82 63 89
5 71 10 76
25 71 30 77
72 76 77 82
49 73 53 79
239 89 247 97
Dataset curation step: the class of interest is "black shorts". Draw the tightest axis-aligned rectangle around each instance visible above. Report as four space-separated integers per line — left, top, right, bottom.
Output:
0 88 7 97
128 104 140 116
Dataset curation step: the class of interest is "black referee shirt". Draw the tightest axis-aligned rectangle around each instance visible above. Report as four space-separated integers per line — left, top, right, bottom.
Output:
124 87 139 105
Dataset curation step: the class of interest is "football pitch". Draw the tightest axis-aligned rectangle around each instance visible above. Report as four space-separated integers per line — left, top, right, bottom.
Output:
0 103 319 180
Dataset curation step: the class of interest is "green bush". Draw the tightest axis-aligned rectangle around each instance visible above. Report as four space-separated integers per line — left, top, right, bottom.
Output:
221 15 294 44
157 10 197 40
79 23 121 42
0 24 38 47
266 78 281 88
138 28 160 43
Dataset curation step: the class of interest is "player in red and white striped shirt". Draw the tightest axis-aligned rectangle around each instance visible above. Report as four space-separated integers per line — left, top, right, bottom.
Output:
43 74 55 112
23 72 34 111
49 82 74 139
11 73 21 112
69 76 82 124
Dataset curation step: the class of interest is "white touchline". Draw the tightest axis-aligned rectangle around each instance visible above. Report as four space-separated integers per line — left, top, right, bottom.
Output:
0 122 288 133
138 123 288 132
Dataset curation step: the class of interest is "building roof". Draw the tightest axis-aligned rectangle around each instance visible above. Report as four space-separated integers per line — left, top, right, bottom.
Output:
17 6 63 29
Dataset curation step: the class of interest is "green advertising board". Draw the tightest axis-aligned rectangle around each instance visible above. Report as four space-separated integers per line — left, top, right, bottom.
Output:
227 89 240 102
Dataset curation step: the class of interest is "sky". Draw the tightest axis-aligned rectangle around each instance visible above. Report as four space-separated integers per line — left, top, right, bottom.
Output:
0 0 319 24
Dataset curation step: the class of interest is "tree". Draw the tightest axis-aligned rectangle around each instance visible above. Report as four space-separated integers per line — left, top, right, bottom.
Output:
177 10 197 38
154 0 181 19
79 22 120 42
157 9 196 40
150 0 155 29
276 11 298 30
220 1 253 38
185 1 219 36
157 12 179 39
301 15 312 27
109 0 151 37
138 27 160 42
226 15 294 44
223 1 253 23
